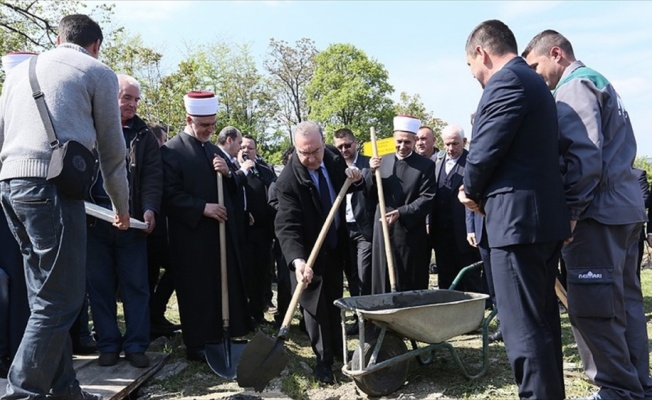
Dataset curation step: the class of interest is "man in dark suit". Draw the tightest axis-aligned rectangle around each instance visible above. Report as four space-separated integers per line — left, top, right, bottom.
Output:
368 115 437 294
275 121 362 384
333 128 376 297
237 135 277 326
429 124 483 292
459 20 571 399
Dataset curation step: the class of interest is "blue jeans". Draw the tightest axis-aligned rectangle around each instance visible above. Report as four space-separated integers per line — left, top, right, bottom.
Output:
0 211 28 362
86 219 150 354
0 178 86 399
0 268 8 359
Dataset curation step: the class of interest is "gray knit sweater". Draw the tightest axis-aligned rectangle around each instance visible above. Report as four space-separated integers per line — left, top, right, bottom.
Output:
0 43 129 213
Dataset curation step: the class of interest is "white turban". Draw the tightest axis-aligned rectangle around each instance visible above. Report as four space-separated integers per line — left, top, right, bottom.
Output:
393 115 421 135
183 91 219 116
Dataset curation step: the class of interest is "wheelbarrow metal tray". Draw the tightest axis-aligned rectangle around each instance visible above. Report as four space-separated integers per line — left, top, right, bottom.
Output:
336 289 489 344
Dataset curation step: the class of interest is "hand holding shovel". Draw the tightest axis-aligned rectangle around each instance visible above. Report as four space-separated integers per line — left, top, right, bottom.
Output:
236 176 354 391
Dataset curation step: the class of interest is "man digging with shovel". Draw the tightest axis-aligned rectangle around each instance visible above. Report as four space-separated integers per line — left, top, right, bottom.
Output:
264 121 363 385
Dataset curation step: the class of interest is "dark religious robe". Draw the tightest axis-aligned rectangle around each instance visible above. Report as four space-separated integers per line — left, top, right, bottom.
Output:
161 131 250 353
366 152 436 294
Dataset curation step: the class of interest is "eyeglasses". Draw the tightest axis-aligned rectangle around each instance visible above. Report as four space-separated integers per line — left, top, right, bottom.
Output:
296 146 323 158
336 142 354 150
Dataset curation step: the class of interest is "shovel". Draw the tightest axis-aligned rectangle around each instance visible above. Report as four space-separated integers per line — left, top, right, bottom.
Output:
370 127 398 292
206 172 247 379
236 177 354 391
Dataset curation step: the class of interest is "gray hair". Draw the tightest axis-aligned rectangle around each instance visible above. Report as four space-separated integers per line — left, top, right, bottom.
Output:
217 126 241 145
441 124 465 140
293 121 324 141
117 74 140 91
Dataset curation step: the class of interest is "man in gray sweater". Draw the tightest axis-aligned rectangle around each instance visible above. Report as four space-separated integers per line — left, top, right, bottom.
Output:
0 14 129 400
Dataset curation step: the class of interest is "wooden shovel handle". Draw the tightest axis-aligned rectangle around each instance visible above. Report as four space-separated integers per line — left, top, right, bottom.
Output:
555 277 568 309
217 172 229 328
370 127 397 292
280 178 354 332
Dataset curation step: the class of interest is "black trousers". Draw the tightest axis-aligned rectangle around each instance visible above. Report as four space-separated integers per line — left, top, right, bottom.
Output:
433 228 483 292
290 250 343 365
490 241 565 400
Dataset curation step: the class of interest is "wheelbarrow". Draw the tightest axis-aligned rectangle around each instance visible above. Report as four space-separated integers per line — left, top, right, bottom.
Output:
334 262 497 397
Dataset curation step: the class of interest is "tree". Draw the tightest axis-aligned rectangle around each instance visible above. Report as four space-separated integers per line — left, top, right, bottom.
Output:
0 1 114 86
306 43 394 143
264 38 317 142
157 59 203 133
101 31 165 125
394 91 447 149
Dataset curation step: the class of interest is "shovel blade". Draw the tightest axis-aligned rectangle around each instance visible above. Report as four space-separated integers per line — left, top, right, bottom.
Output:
237 331 289 391
206 338 247 380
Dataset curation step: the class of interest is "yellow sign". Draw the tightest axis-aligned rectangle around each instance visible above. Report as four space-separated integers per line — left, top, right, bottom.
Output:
362 137 395 157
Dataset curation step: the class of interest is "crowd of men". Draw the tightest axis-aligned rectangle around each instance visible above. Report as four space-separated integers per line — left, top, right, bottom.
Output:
0 13 650 400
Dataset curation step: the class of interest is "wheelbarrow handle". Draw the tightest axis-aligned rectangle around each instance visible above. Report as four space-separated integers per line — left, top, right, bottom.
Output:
279 178 354 336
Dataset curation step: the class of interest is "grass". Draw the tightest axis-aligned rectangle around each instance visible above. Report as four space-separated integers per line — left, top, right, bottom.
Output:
127 267 652 399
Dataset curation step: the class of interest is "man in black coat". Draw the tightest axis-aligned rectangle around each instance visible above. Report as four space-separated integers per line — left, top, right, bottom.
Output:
429 124 483 292
161 91 250 362
275 121 362 384
460 20 570 399
368 115 437 294
86 74 162 368
237 135 277 326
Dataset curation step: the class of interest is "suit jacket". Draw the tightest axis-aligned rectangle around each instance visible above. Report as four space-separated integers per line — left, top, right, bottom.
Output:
430 149 473 252
275 145 356 276
350 154 376 241
464 57 570 248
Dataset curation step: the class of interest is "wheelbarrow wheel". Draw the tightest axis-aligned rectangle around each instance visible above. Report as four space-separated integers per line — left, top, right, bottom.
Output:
351 332 409 397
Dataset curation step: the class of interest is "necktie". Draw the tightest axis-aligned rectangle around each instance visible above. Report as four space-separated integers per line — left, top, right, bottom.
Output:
317 167 337 249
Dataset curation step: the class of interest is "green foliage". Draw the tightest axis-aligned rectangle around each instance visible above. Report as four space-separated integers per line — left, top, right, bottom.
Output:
1 5 459 165
100 31 167 128
635 156 652 187
0 1 114 89
394 91 448 148
306 43 395 143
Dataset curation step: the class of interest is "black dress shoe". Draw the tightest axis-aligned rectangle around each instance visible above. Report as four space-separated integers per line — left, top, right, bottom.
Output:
186 349 206 363
313 362 334 384
488 330 503 343
125 352 149 368
97 352 119 366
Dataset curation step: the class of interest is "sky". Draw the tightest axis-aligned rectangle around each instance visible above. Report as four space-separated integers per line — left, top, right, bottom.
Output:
92 1 652 156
